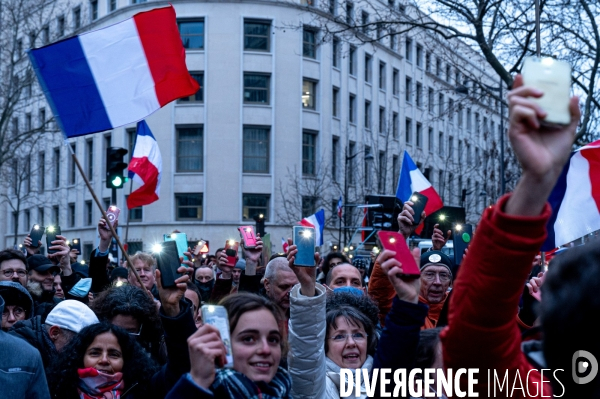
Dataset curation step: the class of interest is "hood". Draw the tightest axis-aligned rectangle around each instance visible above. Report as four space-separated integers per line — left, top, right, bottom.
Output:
0 295 4 315
0 281 34 319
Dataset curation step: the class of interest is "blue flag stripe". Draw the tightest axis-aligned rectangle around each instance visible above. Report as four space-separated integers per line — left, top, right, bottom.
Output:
541 153 573 251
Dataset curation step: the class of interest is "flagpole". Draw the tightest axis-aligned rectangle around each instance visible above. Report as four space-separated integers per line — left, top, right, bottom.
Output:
66 143 150 297
124 178 133 252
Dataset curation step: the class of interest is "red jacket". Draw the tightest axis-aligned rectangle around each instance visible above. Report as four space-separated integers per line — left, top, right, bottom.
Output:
440 195 554 398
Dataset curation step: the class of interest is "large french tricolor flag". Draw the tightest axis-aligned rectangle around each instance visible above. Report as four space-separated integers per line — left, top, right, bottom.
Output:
396 151 443 230
28 6 199 138
542 140 600 250
300 209 325 246
127 120 162 209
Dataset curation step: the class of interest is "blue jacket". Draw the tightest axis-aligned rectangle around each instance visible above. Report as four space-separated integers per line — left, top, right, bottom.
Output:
0 296 51 399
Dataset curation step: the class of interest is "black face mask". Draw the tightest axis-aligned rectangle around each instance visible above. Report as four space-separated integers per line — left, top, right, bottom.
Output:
195 280 214 302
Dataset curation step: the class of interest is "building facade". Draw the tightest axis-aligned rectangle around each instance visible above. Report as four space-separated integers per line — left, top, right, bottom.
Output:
0 0 508 258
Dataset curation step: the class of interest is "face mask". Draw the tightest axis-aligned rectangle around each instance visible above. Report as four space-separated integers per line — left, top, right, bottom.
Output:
68 278 92 298
332 286 363 297
196 280 214 301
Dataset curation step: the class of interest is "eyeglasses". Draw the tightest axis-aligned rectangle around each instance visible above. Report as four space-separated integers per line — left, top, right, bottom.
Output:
422 271 451 282
2 269 27 278
328 332 367 342
128 323 143 336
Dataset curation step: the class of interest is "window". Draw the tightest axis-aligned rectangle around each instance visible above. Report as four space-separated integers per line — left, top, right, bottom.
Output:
53 148 60 187
392 112 398 139
73 7 81 30
328 0 336 14
448 136 454 159
466 108 472 130
303 28 317 58
12 118 18 135
361 11 369 34
378 62 386 90
91 1 98 21
425 52 431 73
346 2 354 24
244 74 270 104
416 44 423 68
483 117 488 133
416 82 423 107
58 16 65 37
86 139 93 180
364 147 372 187
24 156 31 194
405 76 412 103
448 98 454 124
364 100 371 129
176 126 203 172
179 73 203 102
302 196 317 218
428 127 433 153
379 107 385 133
475 112 480 135
405 118 412 144
349 46 356 75
39 207 45 226
38 152 45 192
243 194 270 221
458 140 463 163
243 126 269 173
302 130 317 176
24 210 30 232
438 131 444 156
332 37 340 68
128 201 143 222
332 137 339 182
42 25 49 44
244 20 270 51
85 201 93 226
178 20 204 49
378 151 386 193
467 143 472 164
392 155 399 188
39 109 46 130
176 194 203 221
302 80 317 109
109 0 117 12
332 87 339 117
25 113 31 131
349 94 356 123
392 68 399 95
347 141 357 186
405 38 412 61
68 203 75 227
445 65 451 82
389 30 396 51
475 147 480 164
436 58 441 77
458 104 463 126
438 93 444 117
68 144 76 185
103 198 110 212
365 54 372 82
416 123 422 148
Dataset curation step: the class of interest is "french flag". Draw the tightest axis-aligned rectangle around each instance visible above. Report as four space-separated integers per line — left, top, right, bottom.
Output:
282 237 289 253
127 120 162 209
396 151 443 231
542 140 600 250
300 209 325 246
28 6 199 138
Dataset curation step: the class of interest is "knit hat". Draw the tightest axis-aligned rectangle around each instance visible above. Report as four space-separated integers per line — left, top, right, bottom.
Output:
0 281 34 319
420 250 454 276
234 259 246 270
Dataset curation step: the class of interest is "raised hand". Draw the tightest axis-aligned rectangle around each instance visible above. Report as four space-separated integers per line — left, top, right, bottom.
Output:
23 235 41 256
97 218 117 253
49 235 72 275
155 266 190 317
397 201 426 240
187 324 227 389
287 237 319 297
431 224 451 251
526 271 545 302
217 251 233 279
377 249 421 304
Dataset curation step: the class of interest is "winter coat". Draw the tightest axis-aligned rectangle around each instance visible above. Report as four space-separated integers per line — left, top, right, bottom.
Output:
9 314 57 369
440 194 553 397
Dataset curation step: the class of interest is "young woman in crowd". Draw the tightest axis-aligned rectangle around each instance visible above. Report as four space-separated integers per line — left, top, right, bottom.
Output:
166 292 291 398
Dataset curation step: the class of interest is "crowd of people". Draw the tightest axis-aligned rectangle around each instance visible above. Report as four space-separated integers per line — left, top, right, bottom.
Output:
1 75 600 398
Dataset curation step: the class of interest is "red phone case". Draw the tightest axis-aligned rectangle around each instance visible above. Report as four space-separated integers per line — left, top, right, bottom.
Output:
224 241 239 267
377 231 421 276
238 226 257 248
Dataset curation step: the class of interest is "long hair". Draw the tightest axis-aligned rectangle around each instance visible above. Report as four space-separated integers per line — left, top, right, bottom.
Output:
91 285 163 360
47 322 159 399
219 292 287 355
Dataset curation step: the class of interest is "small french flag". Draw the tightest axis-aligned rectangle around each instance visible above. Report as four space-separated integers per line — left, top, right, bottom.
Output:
127 121 162 209
396 151 443 232
300 209 325 246
28 6 199 138
282 237 289 253
542 140 600 250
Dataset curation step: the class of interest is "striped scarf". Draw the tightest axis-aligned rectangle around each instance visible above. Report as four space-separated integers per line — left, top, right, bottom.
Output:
211 367 292 399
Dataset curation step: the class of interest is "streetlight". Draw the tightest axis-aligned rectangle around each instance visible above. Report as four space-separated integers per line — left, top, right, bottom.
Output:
341 148 374 246
455 76 506 195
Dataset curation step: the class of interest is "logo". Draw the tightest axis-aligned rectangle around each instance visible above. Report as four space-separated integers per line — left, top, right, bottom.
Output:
572 350 598 384
428 254 441 263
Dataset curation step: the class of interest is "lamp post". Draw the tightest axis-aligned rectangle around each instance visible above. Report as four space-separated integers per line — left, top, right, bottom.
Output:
342 148 374 246
455 75 506 195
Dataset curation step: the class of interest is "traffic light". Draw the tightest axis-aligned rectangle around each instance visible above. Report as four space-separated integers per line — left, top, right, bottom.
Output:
253 213 266 237
106 147 128 189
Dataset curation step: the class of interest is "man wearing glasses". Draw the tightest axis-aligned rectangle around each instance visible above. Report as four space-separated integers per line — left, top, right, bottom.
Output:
0 249 29 287
418 250 453 329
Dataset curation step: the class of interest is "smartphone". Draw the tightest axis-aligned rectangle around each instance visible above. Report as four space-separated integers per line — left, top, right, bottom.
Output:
224 240 239 267
193 239 207 256
69 238 82 254
29 224 44 248
409 192 428 226
522 56 571 125
164 232 189 262
238 225 257 249
453 224 473 267
105 205 120 229
45 225 61 254
201 305 234 368
377 231 421 277
261 233 271 266
293 226 316 267
155 240 181 288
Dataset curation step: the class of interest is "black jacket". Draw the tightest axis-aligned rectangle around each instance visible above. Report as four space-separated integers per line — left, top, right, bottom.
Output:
8 315 58 370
